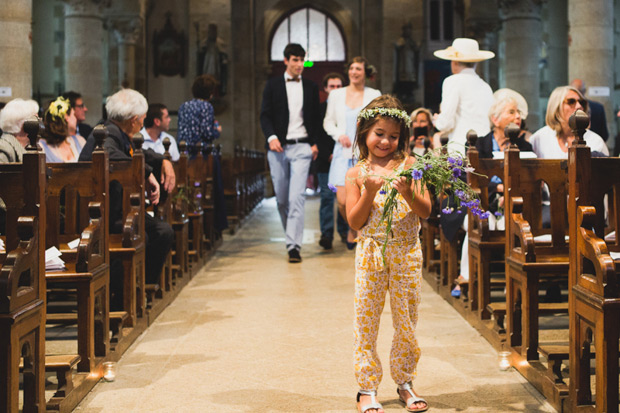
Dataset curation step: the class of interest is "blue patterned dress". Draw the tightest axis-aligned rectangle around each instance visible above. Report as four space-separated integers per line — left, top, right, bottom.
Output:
177 99 221 146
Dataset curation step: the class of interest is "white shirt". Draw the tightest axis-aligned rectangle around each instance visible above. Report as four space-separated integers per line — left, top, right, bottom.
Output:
434 68 494 155
529 125 609 159
284 72 308 141
140 128 180 161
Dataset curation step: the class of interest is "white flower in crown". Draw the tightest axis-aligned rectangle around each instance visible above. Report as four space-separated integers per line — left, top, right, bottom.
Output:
357 107 412 124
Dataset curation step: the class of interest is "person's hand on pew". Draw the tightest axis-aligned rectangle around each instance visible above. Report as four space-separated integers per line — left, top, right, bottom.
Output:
161 159 176 193
147 173 161 205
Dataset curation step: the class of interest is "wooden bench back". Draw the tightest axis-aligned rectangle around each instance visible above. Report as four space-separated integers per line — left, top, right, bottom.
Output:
108 133 146 248
504 140 569 261
45 127 109 271
467 132 504 238
0 119 46 313
569 111 620 297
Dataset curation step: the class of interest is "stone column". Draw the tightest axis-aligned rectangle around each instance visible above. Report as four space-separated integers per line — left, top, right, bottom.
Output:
111 17 143 90
64 0 106 124
499 0 545 130
568 0 614 147
0 0 31 101
545 0 568 91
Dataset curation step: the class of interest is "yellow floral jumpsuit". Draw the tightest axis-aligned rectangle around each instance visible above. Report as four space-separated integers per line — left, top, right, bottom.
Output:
354 162 423 391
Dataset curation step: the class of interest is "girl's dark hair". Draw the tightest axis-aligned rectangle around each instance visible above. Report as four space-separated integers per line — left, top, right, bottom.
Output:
42 105 70 145
355 95 410 162
192 74 219 100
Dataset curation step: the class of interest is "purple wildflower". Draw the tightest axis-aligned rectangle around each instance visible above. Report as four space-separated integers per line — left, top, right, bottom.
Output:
327 183 337 193
456 209 463 214
454 189 466 200
424 163 432 170
456 157 463 167
447 157 456 165
442 207 454 214
412 169 423 180
480 211 491 220
494 211 503 218
452 168 462 179
379 189 387 195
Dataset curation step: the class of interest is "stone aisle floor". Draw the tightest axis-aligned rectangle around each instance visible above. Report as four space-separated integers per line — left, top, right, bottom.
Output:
75 196 555 412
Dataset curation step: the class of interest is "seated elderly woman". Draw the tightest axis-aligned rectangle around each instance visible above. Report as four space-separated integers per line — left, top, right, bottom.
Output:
39 96 86 162
530 85 609 159
451 89 533 297
0 98 39 163
409 107 435 156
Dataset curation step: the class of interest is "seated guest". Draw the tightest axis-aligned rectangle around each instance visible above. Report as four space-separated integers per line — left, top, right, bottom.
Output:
178 74 222 147
140 103 180 161
409 107 435 156
79 88 175 300
0 98 39 163
62 91 93 139
530 85 609 159
570 79 608 141
452 89 533 297
39 97 86 162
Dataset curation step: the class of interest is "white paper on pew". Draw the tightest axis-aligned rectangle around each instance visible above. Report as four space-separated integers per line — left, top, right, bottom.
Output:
533 234 570 243
492 151 537 159
45 246 66 271
0 238 4 252
606 231 616 242
610 252 620 261
147 210 154 217
67 238 80 250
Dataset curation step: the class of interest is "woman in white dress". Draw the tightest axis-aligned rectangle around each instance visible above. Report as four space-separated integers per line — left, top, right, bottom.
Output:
324 56 381 247
530 85 609 159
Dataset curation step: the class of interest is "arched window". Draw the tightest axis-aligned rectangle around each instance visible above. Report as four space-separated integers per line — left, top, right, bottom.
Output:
270 7 345 62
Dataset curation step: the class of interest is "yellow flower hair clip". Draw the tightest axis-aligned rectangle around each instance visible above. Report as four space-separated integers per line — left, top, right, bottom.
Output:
46 97 71 120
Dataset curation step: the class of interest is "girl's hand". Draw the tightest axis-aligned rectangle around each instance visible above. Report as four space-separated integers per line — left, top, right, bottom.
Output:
392 176 413 199
363 175 384 194
339 134 352 148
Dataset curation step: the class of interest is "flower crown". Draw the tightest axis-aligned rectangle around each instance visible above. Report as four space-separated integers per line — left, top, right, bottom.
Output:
357 107 412 124
46 97 71 120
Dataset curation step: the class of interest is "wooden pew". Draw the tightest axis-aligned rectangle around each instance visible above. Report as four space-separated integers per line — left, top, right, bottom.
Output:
0 118 46 413
183 142 207 266
466 132 506 320
162 138 190 281
44 129 110 373
108 131 147 328
504 131 571 363
568 110 620 412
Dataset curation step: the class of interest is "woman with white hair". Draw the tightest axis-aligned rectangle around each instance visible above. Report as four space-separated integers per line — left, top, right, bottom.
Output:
530 85 609 158
0 98 39 163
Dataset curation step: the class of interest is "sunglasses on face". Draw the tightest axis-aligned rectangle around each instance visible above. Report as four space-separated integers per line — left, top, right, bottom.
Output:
564 98 587 108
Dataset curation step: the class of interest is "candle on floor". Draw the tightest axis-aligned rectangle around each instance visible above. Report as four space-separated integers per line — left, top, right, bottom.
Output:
103 361 117 381
498 351 511 371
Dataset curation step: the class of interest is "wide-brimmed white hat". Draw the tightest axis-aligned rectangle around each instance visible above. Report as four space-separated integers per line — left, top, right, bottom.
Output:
433 38 495 63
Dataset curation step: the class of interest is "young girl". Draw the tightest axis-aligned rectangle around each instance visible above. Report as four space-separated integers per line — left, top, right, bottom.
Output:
345 95 431 413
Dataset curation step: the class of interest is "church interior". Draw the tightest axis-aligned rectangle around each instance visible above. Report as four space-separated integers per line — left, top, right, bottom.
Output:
2 0 620 412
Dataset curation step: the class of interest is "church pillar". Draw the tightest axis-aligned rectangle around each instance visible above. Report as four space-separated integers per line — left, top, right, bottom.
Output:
499 0 545 130
545 0 568 91
111 17 143 90
0 0 31 101
64 0 105 124
568 0 614 145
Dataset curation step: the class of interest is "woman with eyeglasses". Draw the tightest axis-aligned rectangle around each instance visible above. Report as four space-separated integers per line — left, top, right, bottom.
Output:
530 85 609 159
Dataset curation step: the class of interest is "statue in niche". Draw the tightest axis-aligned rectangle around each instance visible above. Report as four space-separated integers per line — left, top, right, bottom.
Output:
393 22 419 104
153 12 186 77
196 23 228 96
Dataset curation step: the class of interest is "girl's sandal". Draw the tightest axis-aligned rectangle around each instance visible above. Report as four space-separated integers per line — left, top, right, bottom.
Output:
397 382 428 412
356 390 384 413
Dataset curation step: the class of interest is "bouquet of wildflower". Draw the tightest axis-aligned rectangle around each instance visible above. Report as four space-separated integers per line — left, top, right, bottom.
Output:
373 148 489 259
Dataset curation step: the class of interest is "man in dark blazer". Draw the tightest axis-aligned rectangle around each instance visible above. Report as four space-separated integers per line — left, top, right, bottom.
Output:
260 43 319 263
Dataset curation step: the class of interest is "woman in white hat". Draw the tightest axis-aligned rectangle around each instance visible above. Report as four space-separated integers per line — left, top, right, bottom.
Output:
433 38 495 155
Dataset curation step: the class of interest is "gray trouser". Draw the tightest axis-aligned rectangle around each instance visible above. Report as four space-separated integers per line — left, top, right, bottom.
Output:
267 143 313 250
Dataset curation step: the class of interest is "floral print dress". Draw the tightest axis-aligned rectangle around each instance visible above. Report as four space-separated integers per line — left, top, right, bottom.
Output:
353 161 423 391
